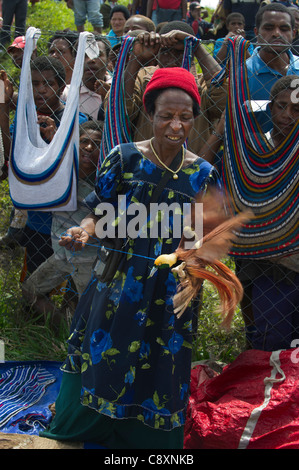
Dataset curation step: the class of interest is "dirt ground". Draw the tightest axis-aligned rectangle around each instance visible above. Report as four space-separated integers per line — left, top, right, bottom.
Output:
0 432 83 449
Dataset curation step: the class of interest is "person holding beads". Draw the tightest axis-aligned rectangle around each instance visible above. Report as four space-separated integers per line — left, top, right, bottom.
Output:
40 67 222 449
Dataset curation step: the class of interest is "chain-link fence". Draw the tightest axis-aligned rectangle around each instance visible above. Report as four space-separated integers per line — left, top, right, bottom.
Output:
0 27 298 362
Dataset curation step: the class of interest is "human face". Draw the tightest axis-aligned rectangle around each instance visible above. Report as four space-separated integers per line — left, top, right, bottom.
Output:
110 12 127 35
79 129 102 178
150 89 194 149
83 41 108 89
123 16 150 34
157 46 185 68
31 69 62 114
227 19 245 34
269 88 299 138
9 48 24 68
191 7 201 20
255 11 295 54
49 38 75 72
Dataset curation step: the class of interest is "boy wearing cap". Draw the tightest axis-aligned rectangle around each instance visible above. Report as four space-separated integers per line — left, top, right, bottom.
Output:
8 36 37 68
187 2 213 39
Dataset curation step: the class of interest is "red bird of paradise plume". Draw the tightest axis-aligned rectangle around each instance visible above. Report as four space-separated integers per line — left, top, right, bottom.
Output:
151 191 254 329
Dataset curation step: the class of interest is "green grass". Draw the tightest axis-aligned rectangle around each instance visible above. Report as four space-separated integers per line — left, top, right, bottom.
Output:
194 274 246 364
1 316 69 362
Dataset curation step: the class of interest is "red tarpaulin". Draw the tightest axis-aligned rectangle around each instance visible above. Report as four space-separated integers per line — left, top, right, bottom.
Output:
184 349 299 449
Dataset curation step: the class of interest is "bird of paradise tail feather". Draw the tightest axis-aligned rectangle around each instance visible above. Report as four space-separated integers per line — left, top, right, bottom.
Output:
153 191 254 329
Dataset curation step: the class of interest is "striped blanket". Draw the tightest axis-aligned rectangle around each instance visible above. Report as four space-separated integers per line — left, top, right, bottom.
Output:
0 363 60 434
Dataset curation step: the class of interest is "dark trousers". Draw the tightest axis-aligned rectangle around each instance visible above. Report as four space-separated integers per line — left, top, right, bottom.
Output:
0 0 28 47
21 225 53 276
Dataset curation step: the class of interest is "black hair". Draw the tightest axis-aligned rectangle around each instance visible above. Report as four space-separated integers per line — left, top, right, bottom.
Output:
226 12 246 27
144 87 200 118
80 120 104 136
159 21 195 36
156 22 168 34
255 3 295 30
30 55 66 90
94 34 112 58
48 30 79 57
269 74 299 102
109 5 130 21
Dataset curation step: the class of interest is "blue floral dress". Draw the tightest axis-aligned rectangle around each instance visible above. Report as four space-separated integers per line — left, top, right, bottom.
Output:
62 143 220 431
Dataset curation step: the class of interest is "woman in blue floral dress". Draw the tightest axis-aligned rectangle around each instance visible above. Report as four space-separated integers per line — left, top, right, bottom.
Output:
41 67 221 448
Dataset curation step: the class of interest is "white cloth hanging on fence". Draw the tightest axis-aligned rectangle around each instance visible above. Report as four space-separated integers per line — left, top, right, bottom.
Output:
9 27 93 211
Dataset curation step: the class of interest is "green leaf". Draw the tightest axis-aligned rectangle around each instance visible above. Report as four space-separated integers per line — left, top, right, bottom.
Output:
156 337 165 346
128 341 140 352
153 391 160 407
106 310 113 320
141 363 151 369
116 386 126 400
104 348 120 356
182 164 199 174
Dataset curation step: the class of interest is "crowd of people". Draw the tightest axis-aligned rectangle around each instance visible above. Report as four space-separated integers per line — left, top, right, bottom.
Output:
0 0 298 450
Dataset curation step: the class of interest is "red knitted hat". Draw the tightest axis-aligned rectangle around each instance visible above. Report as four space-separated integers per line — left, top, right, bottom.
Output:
143 67 201 113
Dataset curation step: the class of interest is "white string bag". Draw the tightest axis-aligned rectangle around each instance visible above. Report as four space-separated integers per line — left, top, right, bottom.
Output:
9 27 97 211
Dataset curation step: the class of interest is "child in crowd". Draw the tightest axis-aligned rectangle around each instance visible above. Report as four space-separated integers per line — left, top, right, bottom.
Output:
213 12 255 63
